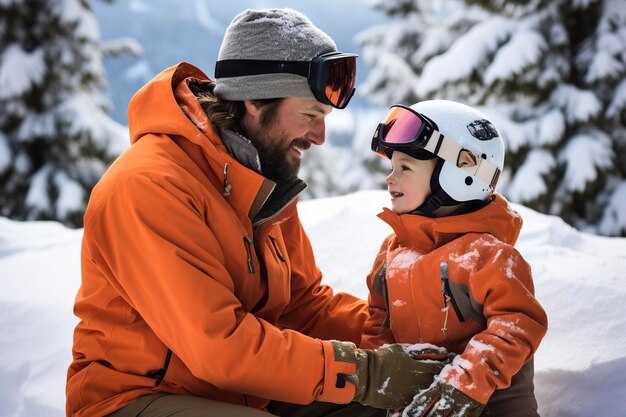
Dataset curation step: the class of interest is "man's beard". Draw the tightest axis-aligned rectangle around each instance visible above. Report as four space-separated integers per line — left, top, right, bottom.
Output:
250 125 310 184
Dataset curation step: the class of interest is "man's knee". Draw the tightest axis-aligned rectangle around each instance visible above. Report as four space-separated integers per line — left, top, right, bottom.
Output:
108 394 277 417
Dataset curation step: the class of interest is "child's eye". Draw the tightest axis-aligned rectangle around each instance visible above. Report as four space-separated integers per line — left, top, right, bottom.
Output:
401 165 411 171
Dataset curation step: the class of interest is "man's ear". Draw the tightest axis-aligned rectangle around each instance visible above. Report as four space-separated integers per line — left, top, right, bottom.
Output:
243 100 261 118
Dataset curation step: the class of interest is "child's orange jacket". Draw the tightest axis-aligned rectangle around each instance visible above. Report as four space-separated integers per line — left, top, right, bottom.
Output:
362 194 548 405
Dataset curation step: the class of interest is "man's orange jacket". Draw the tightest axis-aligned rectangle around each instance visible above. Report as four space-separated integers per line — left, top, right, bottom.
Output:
66 62 368 417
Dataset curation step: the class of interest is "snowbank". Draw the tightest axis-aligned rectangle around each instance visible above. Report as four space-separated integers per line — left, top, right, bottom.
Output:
1 190 625 416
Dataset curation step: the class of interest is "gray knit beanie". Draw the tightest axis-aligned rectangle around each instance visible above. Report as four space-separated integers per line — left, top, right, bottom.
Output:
214 8 337 101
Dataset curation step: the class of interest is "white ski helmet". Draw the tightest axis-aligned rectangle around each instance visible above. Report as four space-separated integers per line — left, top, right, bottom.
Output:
409 100 505 208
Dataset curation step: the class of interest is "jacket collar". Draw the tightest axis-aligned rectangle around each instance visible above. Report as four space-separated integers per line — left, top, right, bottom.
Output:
378 193 522 253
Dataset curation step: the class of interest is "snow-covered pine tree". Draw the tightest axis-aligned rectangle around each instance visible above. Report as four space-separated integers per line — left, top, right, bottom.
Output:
0 0 132 227
357 0 626 236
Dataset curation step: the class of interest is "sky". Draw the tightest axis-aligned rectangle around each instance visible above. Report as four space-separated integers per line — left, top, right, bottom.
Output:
1 190 626 416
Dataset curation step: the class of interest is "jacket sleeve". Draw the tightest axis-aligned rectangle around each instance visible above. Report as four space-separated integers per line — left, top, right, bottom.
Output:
440 245 548 404
272 206 369 346
361 236 396 349
84 172 356 405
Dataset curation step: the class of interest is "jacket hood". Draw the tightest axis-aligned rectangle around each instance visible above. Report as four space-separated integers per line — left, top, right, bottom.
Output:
127 62 281 222
378 193 522 252
128 62 220 148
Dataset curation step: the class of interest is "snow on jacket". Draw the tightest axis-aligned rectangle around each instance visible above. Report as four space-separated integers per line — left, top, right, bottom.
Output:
66 62 368 417
361 194 548 407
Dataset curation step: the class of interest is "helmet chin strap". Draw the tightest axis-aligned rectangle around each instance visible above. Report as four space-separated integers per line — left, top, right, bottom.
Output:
413 159 457 217
412 159 484 218
413 191 459 218
409 159 490 217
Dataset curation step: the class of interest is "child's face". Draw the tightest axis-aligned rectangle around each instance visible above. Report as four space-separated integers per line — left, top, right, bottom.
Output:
386 151 437 214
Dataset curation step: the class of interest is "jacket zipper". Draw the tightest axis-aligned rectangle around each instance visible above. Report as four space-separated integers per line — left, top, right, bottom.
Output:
243 235 255 273
268 236 286 262
250 192 298 263
440 261 464 322
378 264 391 335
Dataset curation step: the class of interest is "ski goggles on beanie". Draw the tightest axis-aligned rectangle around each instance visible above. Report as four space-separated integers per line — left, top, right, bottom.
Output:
371 105 501 188
214 51 357 109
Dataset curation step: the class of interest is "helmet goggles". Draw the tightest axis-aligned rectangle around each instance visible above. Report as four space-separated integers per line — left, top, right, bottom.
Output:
371 105 501 189
214 51 357 109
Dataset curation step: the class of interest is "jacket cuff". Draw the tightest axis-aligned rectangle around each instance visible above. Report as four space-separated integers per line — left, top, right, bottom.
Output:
315 341 357 403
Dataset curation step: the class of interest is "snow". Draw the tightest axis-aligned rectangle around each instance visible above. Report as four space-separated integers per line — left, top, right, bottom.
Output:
1 190 625 416
100 37 144 58
599 182 626 235
16 111 55 142
58 92 129 155
378 377 390 394
552 84 602 123
53 171 85 219
55 0 100 41
585 50 624 83
248 8 336 48
449 249 481 271
24 164 52 215
506 149 555 202
485 30 546 84
537 109 565 146
416 17 512 96
558 130 613 192
466 339 495 354
606 77 626 117
0 44 46 99
0 131 10 172
388 249 422 273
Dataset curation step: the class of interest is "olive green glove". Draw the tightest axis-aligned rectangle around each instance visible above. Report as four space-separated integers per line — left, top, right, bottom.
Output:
401 381 485 417
333 342 451 410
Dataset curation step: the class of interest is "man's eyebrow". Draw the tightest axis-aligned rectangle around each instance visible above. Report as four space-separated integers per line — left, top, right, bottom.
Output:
308 105 331 116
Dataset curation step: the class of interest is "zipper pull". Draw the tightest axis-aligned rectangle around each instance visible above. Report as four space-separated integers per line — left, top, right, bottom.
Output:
243 236 255 273
223 163 232 196
269 236 286 262
440 261 452 348
440 261 449 306
440 261 465 322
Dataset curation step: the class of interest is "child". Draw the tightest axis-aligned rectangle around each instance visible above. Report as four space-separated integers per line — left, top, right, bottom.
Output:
363 100 548 417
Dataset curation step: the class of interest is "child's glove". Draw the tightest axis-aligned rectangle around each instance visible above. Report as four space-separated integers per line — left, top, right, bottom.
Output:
333 342 450 410
401 381 485 417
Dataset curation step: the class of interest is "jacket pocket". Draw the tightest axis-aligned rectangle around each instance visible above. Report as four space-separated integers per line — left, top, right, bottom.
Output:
372 263 391 335
147 348 172 386
440 262 486 326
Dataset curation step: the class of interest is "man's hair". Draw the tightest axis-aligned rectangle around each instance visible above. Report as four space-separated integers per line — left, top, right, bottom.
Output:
191 80 282 136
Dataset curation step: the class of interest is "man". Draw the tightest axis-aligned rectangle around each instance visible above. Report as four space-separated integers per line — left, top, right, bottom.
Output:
66 8 449 417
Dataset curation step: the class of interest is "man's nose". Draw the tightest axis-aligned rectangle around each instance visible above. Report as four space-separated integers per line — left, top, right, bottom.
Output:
308 118 326 146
